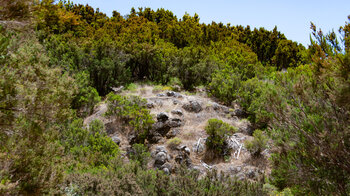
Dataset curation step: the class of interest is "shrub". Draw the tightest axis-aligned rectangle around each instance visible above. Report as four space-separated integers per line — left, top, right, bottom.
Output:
167 137 182 150
129 143 150 169
106 93 154 143
244 130 268 157
205 119 237 157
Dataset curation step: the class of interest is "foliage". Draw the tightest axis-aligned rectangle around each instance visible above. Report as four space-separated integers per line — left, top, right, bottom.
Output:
106 93 154 143
205 119 237 157
129 143 151 169
244 130 268 157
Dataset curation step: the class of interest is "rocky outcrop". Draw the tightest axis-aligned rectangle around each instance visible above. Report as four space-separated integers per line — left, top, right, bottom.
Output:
182 100 202 113
152 146 173 174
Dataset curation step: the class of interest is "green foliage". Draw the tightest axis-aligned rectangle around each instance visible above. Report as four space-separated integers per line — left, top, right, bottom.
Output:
129 143 151 169
205 119 237 156
167 137 182 150
244 130 268 157
106 93 154 143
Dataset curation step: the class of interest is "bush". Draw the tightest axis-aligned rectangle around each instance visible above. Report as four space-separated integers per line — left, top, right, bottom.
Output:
106 93 154 143
244 130 268 157
205 119 237 157
167 137 182 150
129 143 151 169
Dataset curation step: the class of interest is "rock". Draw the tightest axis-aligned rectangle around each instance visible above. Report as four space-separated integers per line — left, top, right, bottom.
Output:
162 167 170 175
157 93 165 97
173 100 181 105
111 135 121 145
154 151 167 168
155 146 167 154
152 122 171 136
182 100 202 113
166 91 183 98
167 118 182 128
147 102 155 109
238 122 254 135
166 129 180 138
181 146 191 155
161 162 173 172
157 112 169 122
171 109 183 116
234 108 247 118
229 166 242 174
246 169 256 179
192 141 205 153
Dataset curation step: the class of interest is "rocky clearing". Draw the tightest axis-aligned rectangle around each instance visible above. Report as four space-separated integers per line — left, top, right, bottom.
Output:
84 84 270 180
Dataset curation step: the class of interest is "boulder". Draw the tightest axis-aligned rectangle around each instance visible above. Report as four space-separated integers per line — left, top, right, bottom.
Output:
162 168 170 175
182 100 202 113
238 122 254 135
166 91 183 98
157 93 165 97
152 122 171 136
147 102 155 109
154 151 167 168
166 129 180 138
167 118 182 128
160 162 173 173
111 135 121 145
157 112 169 122
171 109 183 116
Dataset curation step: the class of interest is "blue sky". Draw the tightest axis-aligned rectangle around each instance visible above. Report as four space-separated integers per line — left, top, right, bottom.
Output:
70 0 350 47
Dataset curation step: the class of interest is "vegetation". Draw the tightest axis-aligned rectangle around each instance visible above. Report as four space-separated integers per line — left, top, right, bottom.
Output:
205 119 237 158
0 0 349 195
244 130 268 157
167 137 182 150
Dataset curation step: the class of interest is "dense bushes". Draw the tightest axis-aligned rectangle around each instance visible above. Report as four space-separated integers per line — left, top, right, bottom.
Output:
244 130 268 157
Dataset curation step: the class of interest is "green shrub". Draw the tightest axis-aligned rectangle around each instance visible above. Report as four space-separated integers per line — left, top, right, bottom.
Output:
106 93 154 143
129 143 150 169
167 137 182 150
244 130 268 157
205 119 237 156
125 83 138 91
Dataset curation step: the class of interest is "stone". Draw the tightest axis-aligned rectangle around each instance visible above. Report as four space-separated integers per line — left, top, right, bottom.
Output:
171 109 183 116
173 100 181 105
246 169 256 179
166 129 180 138
154 151 167 168
155 146 167 154
167 118 182 128
166 91 183 98
157 112 169 122
152 122 171 136
238 122 254 136
111 135 121 145
162 167 170 175
161 162 173 172
234 108 247 118
182 100 202 113
147 102 155 109
157 93 165 97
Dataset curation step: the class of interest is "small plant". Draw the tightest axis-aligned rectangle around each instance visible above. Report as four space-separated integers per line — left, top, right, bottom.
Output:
126 83 138 91
167 137 182 150
244 130 268 157
152 85 163 93
205 119 237 156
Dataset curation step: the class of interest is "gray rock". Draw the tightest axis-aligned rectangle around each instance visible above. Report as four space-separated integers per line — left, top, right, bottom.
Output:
171 109 183 116
166 129 180 138
173 100 181 105
167 118 182 128
162 167 170 175
166 91 183 98
246 169 256 179
155 146 167 154
157 112 169 122
154 151 167 167
157 93 165 97
111 135 121 145
152 122 171 136
147 102 155 109
182 146 191 155
161 162 173 172
238 122 254 136
182 100 202 113
234 108 247 118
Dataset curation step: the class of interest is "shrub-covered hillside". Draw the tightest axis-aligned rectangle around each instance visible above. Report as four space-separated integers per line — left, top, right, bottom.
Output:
0 0 349 195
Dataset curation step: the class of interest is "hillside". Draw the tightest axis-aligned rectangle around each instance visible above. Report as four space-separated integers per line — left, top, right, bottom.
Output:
0 1 350 195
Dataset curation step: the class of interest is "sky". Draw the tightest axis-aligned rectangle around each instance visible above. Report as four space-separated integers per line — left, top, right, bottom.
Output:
70 0 350 47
